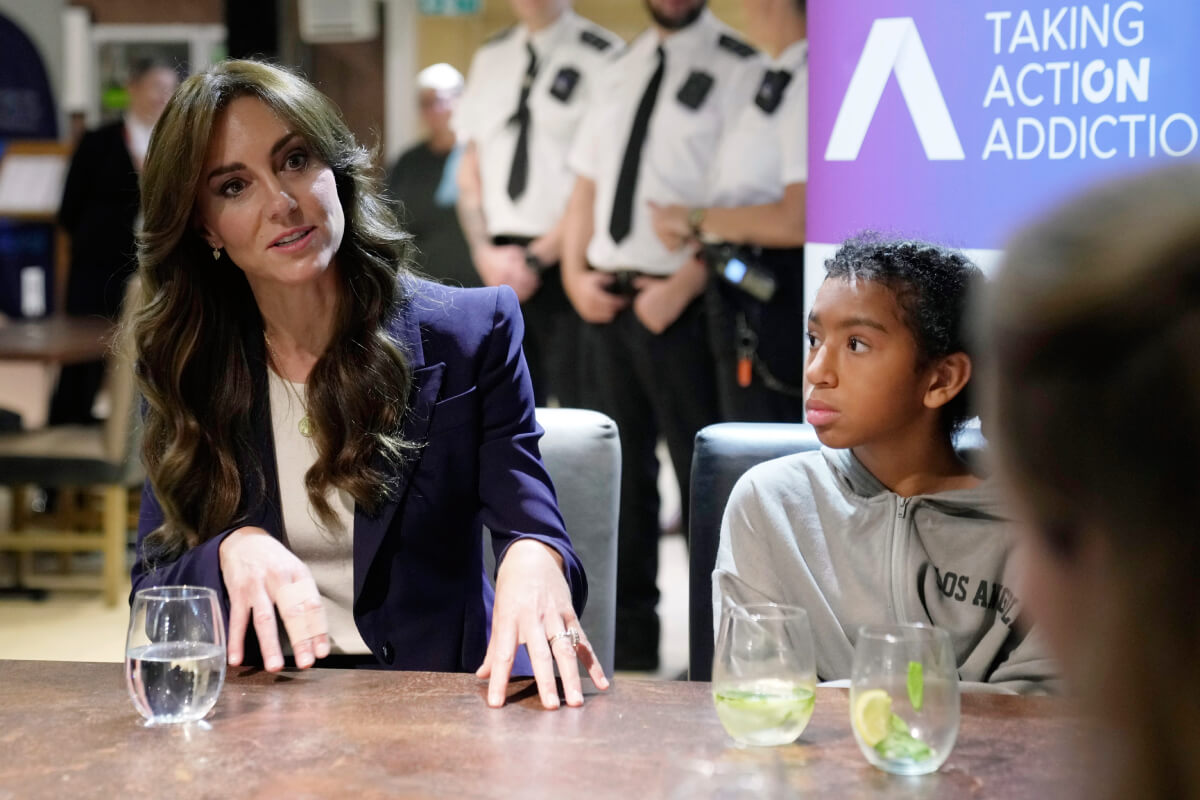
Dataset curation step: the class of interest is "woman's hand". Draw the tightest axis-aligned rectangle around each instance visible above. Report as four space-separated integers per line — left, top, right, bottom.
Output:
219 526 331 671
477 539 610 709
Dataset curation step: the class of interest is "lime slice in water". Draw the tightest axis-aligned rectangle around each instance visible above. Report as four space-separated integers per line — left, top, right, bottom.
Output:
907 661 924 711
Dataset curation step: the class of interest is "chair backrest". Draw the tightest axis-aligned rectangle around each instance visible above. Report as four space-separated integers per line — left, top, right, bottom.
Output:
688 422 823 681
102 276 145 485
536 408 620 676
482 408 620 676
687 420 990 681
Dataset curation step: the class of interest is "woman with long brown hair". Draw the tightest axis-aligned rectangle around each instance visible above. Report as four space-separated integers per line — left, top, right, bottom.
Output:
984 163 1200 798
130 59 607 710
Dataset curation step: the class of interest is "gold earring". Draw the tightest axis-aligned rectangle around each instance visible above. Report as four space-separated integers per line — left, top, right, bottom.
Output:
212 246 221 261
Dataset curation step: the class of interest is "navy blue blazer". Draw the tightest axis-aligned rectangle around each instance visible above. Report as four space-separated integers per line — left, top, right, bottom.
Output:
131 279 587 672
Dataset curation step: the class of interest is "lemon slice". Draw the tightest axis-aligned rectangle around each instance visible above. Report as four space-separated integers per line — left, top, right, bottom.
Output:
852 689 893 747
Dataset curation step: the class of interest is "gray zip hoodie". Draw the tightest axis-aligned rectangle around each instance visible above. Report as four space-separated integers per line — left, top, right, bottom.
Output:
713 447 1060 693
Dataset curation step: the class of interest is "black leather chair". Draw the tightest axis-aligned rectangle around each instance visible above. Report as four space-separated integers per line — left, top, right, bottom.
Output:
687 422 822 680
686 421 988 680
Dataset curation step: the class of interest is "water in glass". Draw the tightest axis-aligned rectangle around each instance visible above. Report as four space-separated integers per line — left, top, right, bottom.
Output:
712 602 816 746
849 623 960 775
125 586 227 725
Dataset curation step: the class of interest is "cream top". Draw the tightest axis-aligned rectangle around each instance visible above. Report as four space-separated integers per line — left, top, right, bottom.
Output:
268 368 369 655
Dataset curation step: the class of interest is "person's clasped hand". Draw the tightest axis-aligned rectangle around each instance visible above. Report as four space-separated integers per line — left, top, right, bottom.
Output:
218 526 331 671
477 539 610 709
648 201 693 251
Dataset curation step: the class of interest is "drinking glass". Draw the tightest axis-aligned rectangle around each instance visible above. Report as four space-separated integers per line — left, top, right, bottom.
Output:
849 623 959 775
712 601 816 746
125 585 227 726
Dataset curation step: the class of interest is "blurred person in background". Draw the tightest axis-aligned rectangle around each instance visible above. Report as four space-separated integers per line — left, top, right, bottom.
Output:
51 58 178 425
561 0 764 670
983 164 1200 799
651 0 808 423
386 63 477 288
454 0 621 407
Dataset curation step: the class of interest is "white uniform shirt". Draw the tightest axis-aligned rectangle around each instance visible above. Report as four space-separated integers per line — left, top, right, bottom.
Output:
710 40 808 209
269 370 369 656
568 9 765 275
453 10 622 239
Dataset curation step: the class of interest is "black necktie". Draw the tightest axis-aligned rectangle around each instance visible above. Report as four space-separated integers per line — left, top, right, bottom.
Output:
609 46 665 244
755 69 793 114
506 43 538 201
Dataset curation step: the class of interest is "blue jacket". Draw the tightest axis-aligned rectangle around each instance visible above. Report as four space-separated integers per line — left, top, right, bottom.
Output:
131 278 587 672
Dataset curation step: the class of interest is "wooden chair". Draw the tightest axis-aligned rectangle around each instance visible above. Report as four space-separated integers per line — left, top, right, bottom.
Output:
0 280 143 606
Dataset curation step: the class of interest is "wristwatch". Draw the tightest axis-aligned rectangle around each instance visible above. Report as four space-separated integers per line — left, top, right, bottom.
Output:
687 206 706 237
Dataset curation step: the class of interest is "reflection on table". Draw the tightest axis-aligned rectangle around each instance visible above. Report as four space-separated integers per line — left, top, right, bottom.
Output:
0 660 1091 798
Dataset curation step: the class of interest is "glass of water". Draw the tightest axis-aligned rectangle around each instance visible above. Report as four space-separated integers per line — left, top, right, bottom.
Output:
125 585 227 726
712 602 816 746
849 623 960 775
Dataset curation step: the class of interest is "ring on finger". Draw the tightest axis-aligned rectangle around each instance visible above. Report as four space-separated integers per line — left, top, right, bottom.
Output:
548 628 581 649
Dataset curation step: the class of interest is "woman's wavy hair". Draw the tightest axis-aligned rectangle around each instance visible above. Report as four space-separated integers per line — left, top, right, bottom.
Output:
133 59 414 561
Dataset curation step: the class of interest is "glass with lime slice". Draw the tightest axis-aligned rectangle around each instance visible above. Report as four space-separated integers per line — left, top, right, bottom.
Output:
849 624 959 775
712 602 817 746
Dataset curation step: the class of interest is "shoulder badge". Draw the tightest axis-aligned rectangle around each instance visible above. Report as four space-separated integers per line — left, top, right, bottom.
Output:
484 25 516 46
580 29 614 52
718 33 757 59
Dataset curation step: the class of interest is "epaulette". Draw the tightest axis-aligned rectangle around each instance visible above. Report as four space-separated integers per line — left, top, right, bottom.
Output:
718 33 757 59
580 29 615 52
483 26 516 46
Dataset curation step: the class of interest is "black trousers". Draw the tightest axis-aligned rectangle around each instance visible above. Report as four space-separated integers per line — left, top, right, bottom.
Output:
493 236 584 408
580 294 720 668
47 359 104 425
705 246 807 423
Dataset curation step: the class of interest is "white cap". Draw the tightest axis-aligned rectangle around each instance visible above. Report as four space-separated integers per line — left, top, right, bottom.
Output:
417 63 464 94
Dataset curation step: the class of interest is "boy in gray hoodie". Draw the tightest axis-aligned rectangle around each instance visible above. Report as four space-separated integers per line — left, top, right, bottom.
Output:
713 235 1058 693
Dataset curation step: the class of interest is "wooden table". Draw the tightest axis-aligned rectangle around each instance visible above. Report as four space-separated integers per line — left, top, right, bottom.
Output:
0 316 113 365
0 661 1089 799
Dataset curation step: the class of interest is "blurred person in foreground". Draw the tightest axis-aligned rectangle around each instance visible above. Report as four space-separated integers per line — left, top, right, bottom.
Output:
385 63 477 287
983 164 1200 798
129 59 608 710
51 58 178 424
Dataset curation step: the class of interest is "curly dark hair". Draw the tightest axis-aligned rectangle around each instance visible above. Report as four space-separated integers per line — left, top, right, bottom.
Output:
823 233 981 436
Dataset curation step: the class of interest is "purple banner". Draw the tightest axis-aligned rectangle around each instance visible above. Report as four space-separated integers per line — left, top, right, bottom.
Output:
809 1 1200 250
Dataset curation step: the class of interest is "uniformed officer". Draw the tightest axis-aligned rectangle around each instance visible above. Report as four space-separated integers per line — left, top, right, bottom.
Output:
561 0 764 671
454 0 622 407
651 0 808 423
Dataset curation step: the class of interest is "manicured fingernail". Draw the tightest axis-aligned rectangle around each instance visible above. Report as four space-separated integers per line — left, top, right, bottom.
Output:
267 657 283 671
297 653 313 668
569 692 583 705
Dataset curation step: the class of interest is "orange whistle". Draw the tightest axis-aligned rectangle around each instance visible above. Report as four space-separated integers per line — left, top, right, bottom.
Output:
737 357 753 388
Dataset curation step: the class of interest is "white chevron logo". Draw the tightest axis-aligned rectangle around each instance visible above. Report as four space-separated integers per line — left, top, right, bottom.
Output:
825 17 965 161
